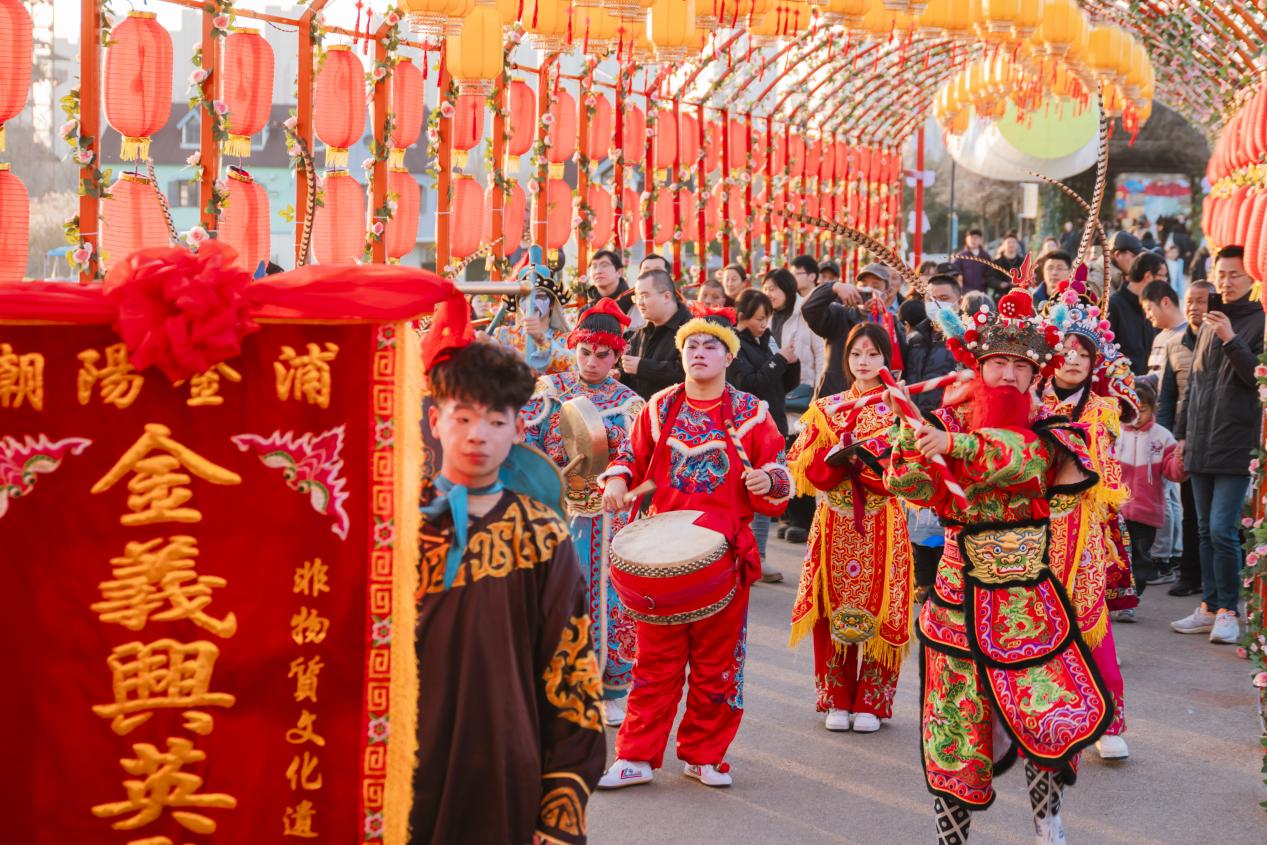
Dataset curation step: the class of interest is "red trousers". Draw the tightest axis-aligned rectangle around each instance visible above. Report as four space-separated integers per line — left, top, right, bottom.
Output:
1092 623 1126 735
812 619 900 718
614 588 750 769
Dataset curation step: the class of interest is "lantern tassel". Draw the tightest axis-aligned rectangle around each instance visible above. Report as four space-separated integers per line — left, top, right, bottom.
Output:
0 125 5 152
224 134 252 159
390 147 406 168
120 136 152 162
325 146 350 169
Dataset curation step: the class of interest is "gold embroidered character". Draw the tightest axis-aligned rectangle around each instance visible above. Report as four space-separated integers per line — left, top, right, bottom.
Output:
282 800 319 838
91 736 237 834
92 423 242 526
274 342 339 408
285 751 323 790
92 639 236 735
0 343 44 410
289 607 330 645
288 655 324 703
186 362 243 407
78 343 144 409
284 710 326 747
293 558 330 597
92 535 237 638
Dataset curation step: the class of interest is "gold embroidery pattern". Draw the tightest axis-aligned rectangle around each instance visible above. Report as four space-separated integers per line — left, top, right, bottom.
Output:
962 525 1047 585
543 614 602 732
418 494 568 594
539 785 585 836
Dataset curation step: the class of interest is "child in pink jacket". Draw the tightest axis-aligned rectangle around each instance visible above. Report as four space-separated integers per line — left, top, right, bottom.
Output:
1118 381 1186 594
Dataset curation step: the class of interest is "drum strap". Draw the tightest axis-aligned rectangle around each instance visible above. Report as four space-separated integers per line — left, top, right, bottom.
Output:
632 388 686 517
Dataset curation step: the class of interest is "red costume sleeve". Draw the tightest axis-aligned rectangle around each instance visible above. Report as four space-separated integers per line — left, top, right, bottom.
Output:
745 412 792 516
602 402 651 486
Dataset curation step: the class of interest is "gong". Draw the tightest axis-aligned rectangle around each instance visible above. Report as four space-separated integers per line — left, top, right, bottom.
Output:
559 396 609 477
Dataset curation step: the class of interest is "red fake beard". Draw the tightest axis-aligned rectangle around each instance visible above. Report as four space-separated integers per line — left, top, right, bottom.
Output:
963 378 1035 431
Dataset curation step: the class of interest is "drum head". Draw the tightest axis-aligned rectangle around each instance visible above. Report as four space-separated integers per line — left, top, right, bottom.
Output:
559 396 609 477
611 510 727 567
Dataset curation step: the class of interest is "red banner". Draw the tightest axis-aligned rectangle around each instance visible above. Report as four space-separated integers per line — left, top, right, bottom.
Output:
0 319 421 845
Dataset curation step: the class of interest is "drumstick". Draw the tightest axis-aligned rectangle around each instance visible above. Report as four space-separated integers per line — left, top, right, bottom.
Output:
562 454 585 476
723 419 754 472
622 479 656 505
878 368 969 512
828 370 974 416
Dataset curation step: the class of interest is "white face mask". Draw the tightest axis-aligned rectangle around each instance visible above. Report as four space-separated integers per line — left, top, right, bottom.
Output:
924 299 947 324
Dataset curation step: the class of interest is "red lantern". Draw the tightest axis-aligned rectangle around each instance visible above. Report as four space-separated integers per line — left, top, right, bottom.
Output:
726 183 747 234
389 58 425 167
585 185 614 248
653 108 677 171
0 164 27 281
221 28 274 159
771 132 787 173
547 90 578 165
0 0 32 153
451 174 485 260
620 105 647 164
704 121 722 173
750 130 767 169
835 140 849 179
315 45 367 170
545 177 572 252
104 12 173 162
804 192 819 218
805 139 821 181
1234 184 1255 248
101 173 170 269
484 180 528 258
652 190 674 245
386 168 420 260
726 119 747 169
1200 195 1216 240
1243 190 1267 285
581 93 613 162
679 189 698 241
452 91 486 169
820 137 836 183
619 187 640 247
314 170 365 265
1249 82 1267 166
219 167 270 273
788 134 805 179
678 112 700 168
702 189 720 242
507 80 536 158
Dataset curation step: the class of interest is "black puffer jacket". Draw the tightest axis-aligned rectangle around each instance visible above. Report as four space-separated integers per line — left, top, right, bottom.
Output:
800 281 865 400
903 320 958 416
727 328 800 436
1175 295 1265 476
621 302 692 400
1106 284 1157 376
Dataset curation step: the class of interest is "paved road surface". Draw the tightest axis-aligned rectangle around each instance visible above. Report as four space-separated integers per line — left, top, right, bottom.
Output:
590 536 1266 844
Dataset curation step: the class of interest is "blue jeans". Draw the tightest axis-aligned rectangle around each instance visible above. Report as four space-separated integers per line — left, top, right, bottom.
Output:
1188 472 1250 613
752 513 771 564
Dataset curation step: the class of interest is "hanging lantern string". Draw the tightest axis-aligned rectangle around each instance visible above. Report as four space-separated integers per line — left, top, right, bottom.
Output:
147 159 180 244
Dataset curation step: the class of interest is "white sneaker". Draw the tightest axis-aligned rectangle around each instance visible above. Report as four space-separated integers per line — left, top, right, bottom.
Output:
683 762 732 787
1209 610 1241 644
1114 608 1137 623
824 708 852 731
603 698 627 727
1096 734 1129 759
1034 813 1067 844
1170 603 1215 634
598 759 653 789
851 712 881 733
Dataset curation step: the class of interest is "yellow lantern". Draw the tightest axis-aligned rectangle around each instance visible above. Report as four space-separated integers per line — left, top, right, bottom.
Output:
858 1 910 36
749 1 807 45
629 16 659 63
915 0 951 35
609 0 656 24
1014 0 1041 38
946 108 970 135
448 7 502 95
819 0 868 27
981 0 1020 36
577 6 622 55
648 0 695 63
403 0 474 38
1102 82 1124 117
1086 23 1124 85
941 0 974 40
496 0 519 26
1122 36 1148 99
883 0 927 13
523 0 572 53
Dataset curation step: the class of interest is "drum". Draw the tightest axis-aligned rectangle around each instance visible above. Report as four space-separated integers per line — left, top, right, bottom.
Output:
609 510 735 625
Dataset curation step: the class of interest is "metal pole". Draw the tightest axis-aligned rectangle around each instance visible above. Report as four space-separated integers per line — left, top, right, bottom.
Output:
914 126 925 267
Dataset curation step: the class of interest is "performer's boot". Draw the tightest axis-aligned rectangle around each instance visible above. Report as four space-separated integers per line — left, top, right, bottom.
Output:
1025 761 1066 845
933 796 971 845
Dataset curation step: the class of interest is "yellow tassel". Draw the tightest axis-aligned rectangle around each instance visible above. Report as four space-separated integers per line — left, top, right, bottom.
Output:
863 636 910 673
386 325 424 845
454 149 470 171
548 161 565 179
120 135 151 162
0 124 5 152
1081 607 1108 650
788 403 834 497
389 147 405 169
223 134 251 159
325 146 349 169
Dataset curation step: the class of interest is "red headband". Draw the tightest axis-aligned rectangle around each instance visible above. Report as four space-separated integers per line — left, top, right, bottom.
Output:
567 297 630 355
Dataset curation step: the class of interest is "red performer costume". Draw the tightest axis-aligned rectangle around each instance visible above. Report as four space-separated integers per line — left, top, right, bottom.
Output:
597 310 791 789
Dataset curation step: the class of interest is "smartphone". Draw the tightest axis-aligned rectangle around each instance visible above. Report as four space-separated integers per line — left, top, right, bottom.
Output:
1207 292 1224 313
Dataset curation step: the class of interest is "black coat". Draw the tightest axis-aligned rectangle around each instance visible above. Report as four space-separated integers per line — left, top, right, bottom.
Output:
586 278 638 320
621 302 691 400
903 320 958 415
800 281 865 400
1175 296 1265 476
1106 284 1157 376
727 328 801 436
987 254 1025 295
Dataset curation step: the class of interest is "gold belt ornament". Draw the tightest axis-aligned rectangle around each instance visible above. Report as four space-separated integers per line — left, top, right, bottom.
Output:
961 525 1047 584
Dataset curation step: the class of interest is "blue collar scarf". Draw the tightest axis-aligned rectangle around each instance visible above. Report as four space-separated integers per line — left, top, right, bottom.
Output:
420 475 505 590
